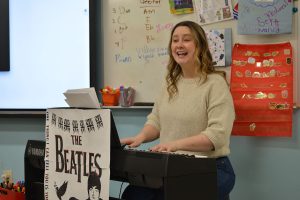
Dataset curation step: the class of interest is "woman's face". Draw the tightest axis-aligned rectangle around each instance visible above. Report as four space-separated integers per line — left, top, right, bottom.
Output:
171 26 196 68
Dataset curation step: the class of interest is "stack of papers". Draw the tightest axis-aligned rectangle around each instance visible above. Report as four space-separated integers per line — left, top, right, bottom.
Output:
63 87 101 108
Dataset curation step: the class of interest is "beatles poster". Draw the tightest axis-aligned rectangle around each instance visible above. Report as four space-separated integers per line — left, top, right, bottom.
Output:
44 108 111 200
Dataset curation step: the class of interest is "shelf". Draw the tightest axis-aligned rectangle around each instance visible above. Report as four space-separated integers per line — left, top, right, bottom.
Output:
102 106 153 109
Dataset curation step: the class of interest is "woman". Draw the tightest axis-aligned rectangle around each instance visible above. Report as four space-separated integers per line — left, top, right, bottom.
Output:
121 21 235 200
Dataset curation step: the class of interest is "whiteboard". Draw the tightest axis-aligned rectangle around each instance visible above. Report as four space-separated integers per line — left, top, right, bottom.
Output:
0 0 91 110
102 0 299 105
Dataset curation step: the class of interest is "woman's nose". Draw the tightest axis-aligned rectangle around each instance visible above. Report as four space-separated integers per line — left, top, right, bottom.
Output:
176 40 183 48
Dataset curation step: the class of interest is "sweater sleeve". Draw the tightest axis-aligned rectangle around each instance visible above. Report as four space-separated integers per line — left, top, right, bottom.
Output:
201 76 235 150
145 103 161 130
144 84 165 131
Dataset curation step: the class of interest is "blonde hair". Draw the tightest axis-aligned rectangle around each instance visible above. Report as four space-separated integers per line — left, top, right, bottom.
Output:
166 21 225 100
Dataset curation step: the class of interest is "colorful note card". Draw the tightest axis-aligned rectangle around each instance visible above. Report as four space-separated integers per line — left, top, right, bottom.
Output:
238 0 293 35
169 0 194 15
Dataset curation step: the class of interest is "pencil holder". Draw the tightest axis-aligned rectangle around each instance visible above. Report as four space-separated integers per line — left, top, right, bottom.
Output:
119 87 135 107
0 187 25 200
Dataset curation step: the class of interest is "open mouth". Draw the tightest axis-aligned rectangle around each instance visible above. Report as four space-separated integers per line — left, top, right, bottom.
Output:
176 51 188 57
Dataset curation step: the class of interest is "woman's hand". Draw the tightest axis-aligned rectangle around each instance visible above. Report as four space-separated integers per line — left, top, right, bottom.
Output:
120 135 144 148
120 125 160 148
150 134 215 153
149 141 179 152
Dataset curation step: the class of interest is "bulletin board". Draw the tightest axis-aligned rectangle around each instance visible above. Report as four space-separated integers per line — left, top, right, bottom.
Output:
102 0 299 106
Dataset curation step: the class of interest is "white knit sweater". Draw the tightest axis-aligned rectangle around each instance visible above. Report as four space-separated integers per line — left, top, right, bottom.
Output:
145 73 235 158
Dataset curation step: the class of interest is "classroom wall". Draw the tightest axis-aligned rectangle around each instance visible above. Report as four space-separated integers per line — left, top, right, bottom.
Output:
0 110 300 200
1 1 300 199
102 0 300 105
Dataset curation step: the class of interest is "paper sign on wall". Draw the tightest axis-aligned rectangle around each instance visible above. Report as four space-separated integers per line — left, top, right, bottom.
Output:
194 0 234 25
44 109 111 200
206 28 232 67
238 0 293 34
168 0 194 15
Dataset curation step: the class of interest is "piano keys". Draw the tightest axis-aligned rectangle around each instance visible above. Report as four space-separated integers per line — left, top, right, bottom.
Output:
110 149 218 200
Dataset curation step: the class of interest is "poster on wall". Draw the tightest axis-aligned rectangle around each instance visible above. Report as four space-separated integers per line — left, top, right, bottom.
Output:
238 0 293 35
230 42 293 137
206 28 232 67
168 0 194 15
44 109 111 200
194 0 234 25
